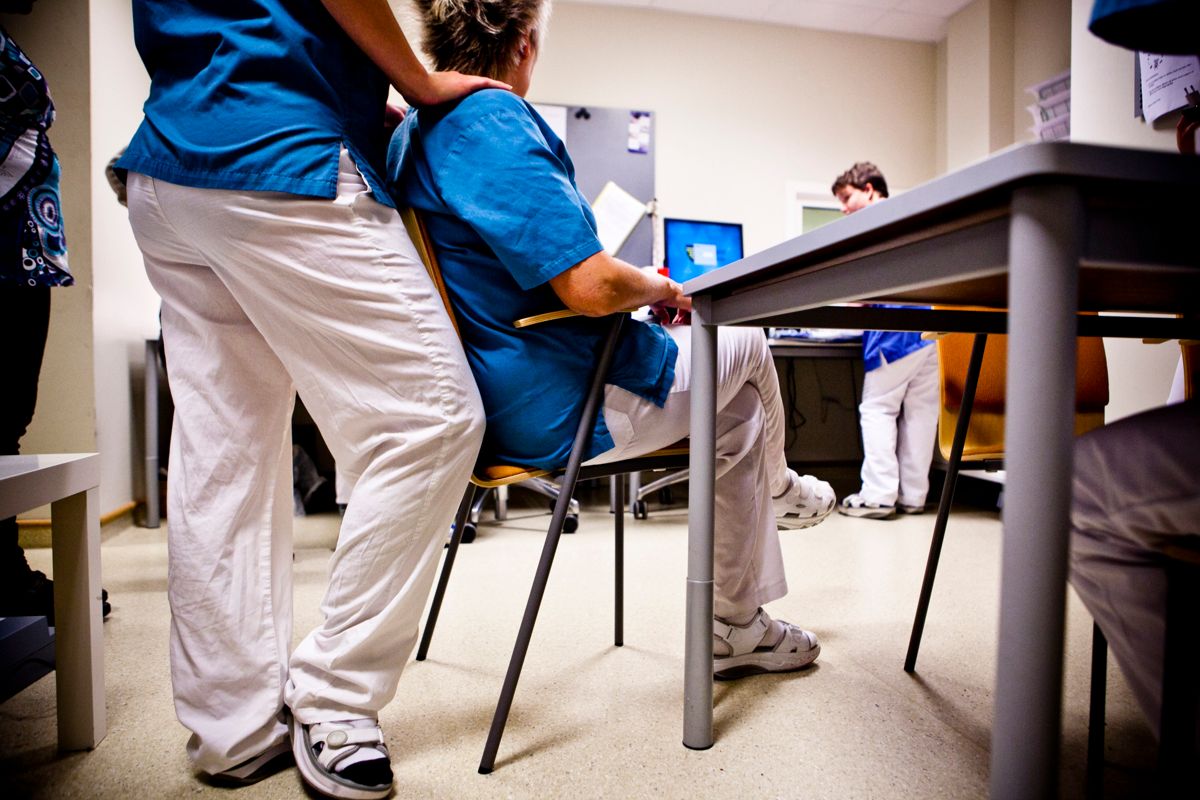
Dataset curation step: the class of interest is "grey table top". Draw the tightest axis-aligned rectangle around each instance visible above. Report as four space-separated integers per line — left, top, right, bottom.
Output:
684 142 1200 325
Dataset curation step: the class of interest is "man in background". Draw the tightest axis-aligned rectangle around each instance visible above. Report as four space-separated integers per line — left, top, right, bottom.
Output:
831 162 939 520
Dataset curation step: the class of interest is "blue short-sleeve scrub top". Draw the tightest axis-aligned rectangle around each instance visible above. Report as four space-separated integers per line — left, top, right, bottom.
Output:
387 90 677 470
117 0 394 205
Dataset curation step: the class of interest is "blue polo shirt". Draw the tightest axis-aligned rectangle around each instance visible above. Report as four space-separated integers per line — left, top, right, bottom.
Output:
387 90 677 469
117 0 394 206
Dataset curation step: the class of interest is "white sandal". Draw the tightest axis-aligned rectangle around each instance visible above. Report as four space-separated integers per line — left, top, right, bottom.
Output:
774 472 836 530
291 715 393 800
713 608 820 680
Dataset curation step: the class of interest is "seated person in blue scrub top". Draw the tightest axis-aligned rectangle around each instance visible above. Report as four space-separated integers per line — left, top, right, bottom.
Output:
389 0 838 679
832 163 940 520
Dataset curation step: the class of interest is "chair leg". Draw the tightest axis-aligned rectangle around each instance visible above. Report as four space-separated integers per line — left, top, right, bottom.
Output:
416 485 477 662
905 333 988 673
1086 621 1107 799
479 314 627 774
479 467 583 774
615 473 624 648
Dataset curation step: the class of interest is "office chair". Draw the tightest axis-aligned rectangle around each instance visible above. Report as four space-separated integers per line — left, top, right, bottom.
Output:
400 208 689 774
903 330 1110 674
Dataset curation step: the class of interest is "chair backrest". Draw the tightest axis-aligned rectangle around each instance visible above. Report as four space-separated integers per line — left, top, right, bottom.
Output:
400 207 461 338
936 331 1110 461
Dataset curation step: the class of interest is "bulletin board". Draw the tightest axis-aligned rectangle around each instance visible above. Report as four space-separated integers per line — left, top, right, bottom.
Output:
536 103 656 266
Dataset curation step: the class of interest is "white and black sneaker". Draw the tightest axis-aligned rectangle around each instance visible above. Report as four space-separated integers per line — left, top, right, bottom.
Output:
838 493 897 519
291 714 393 800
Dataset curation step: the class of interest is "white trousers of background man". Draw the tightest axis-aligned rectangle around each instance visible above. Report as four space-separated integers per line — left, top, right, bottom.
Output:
1069 400 1200 740
587 325 792 621
125 150 484 775
857 342 939 508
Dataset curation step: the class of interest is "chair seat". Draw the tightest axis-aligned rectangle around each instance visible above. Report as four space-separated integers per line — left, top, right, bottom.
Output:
473 442 690 489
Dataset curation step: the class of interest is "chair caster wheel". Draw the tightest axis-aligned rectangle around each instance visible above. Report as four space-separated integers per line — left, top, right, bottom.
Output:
460 522 477 544
563 514 579 534
633 499 648 520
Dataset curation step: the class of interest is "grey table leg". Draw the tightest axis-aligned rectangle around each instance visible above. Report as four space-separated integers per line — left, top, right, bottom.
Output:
144 339 161 529
990 185 1082 798
684 300 716 750
51 485 107 750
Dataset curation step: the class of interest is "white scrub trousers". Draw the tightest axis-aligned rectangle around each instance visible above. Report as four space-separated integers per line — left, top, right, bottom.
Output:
856 342 940 508
1069 399 1200 741
587 325 794 621
126 150 484 775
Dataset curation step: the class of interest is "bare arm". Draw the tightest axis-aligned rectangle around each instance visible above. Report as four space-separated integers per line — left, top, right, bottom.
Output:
549 252 691 317
319 0 509 107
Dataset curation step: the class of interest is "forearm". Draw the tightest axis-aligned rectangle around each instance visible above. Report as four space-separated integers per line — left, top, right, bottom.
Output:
319 0 431 104
549 252 684 317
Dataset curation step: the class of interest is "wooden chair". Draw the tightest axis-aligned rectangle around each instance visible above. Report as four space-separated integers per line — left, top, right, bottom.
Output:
903 329 1110 674
400 208 688 774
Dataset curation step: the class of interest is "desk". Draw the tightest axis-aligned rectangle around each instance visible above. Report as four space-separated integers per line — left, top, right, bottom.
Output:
681 142 1200 798
0 453 106 750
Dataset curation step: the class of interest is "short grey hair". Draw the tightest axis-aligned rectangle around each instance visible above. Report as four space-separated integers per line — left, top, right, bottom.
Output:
413 0 552 80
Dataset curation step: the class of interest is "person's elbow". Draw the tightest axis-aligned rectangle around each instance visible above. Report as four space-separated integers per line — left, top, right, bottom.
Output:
549 257 627 317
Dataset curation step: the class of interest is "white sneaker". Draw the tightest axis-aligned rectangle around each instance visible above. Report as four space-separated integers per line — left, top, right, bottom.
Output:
838 493 897 519
713 608 820 679
773 471 836 530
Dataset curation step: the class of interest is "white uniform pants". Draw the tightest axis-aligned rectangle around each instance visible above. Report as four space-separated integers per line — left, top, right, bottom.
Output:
587 326 790 621
1069 400 1200 740
857 343 939 507
126 151 484 774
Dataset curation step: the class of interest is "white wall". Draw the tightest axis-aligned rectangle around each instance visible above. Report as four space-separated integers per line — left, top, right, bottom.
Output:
90 0 158 515
1011 0 1071 145
1069 0 1181 421
945 0 1002 169
527 4 938 254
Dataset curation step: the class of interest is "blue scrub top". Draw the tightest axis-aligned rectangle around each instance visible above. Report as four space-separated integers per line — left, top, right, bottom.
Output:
117 0 394 206
863 330 933 373
387 89 677 470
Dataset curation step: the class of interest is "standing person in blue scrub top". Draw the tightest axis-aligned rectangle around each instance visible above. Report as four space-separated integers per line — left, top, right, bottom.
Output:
117 2 505 797
390 0 839 684
832 163 940 520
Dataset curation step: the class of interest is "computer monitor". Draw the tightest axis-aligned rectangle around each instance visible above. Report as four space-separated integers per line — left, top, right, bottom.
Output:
662 217 744 284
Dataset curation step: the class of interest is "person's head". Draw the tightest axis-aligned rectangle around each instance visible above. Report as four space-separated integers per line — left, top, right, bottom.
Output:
831 162 889 214
415 0 552 97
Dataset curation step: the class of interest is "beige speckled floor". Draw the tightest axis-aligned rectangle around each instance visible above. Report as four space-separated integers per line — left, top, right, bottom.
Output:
0 488 1157 799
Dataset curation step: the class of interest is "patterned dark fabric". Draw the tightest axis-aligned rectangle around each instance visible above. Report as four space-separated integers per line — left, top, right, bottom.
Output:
0 25 71 288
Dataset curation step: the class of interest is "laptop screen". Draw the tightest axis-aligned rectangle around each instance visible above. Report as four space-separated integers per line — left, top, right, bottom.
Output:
663 218 744 283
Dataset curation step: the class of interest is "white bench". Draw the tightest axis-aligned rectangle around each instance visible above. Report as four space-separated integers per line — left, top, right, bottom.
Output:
0 453 105 749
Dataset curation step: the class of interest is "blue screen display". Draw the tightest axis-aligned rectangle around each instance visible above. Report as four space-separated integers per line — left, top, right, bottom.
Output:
663 218 744 283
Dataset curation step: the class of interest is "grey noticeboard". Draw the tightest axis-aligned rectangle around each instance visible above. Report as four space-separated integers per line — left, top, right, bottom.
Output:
557 104 655 266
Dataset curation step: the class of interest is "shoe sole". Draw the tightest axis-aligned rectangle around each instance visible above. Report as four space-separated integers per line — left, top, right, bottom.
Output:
209 740 293 787
713 643 821 681
837 505 897 519
777 505 835 530
291 714 391 800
